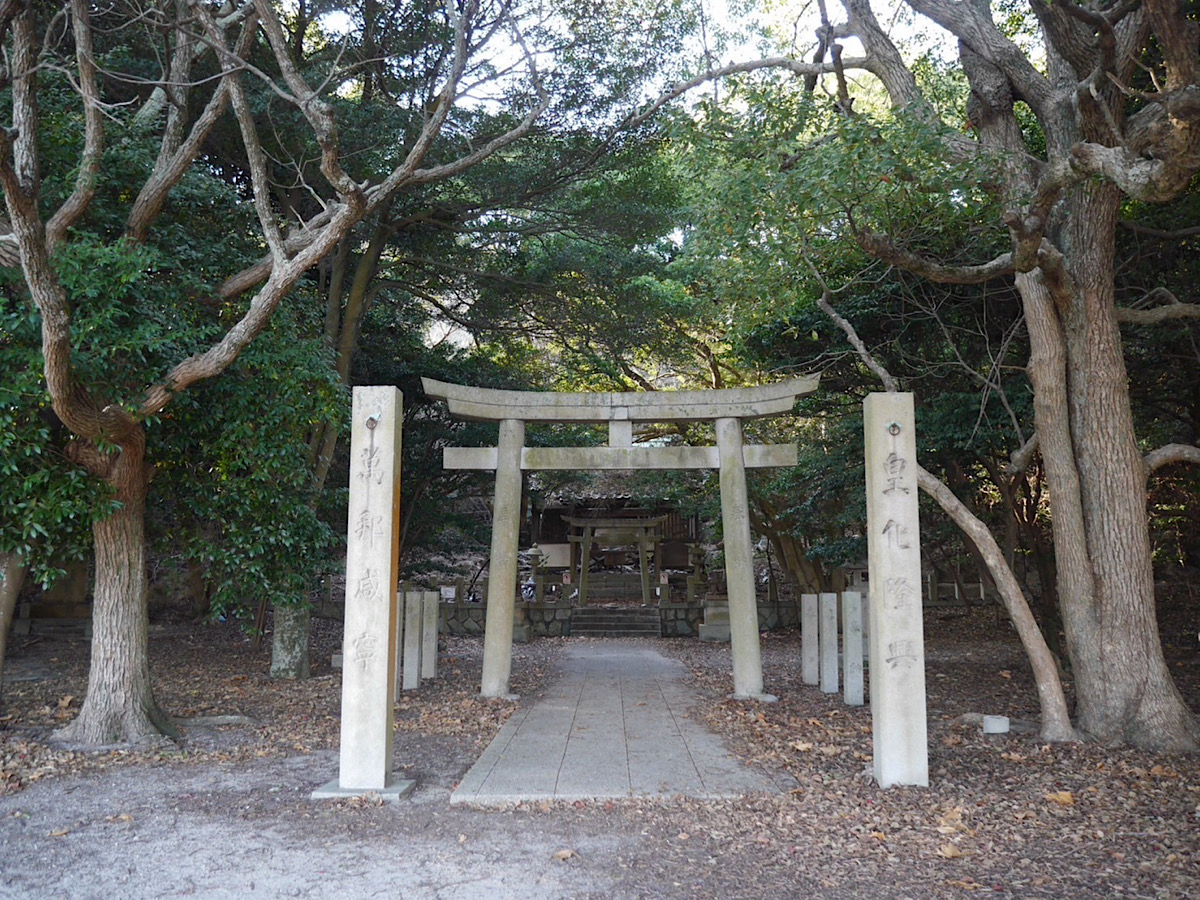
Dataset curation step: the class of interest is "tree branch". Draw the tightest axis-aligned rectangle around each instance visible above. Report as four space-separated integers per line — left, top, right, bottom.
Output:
44 0 103 250
1144 443 1200 474
1115 292 1200 325
1007 432 1040 477
805 258 899 391
904 0 1054 122
916 464 1077 741
1119 221 1200 240
1071 138 1199 203
856 230 1015 284
126 9 258 243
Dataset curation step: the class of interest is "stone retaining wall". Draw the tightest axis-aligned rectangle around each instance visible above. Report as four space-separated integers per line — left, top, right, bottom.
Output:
659 603 705 637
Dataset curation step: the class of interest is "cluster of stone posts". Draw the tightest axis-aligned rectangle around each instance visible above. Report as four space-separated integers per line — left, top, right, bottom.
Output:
397 589 439 693
800 591 865 708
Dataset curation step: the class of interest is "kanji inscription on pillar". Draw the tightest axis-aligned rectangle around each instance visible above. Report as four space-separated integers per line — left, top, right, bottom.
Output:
864 392 928 788
338 387 403 792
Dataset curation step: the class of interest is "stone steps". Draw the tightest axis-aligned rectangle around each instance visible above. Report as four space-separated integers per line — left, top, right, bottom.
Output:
570 607 662 638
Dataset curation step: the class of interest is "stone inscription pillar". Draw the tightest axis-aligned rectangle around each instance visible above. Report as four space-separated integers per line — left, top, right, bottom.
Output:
481 418 525 698
337 387 402 791
864 392 928 787
716 417 771 700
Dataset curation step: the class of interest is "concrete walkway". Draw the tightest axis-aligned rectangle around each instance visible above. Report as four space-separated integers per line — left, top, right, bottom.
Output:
451 642 788 806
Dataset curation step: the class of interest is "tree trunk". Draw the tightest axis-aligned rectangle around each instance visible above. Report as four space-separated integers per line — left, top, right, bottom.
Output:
270 603 311 679
53 443 174 745
1050 184 1200 749
0 551 28 713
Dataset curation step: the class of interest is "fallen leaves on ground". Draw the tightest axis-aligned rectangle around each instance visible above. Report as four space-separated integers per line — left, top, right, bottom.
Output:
2 599 1198 898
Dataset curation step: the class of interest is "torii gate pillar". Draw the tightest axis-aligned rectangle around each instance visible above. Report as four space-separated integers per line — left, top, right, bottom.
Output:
481 418 525 698
716 417 770 699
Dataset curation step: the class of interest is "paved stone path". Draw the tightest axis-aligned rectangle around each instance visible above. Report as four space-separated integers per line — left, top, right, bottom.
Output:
451 642 788 806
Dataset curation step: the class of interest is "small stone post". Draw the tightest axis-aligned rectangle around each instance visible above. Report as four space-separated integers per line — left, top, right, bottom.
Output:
716 417 771 700
842 591 864 707
421 591 438 680
819 592 839 694
402 590 423 691
481 418 525 698
800 593 819 686
319 386 411 799
864 392 928 787
393 593 405 696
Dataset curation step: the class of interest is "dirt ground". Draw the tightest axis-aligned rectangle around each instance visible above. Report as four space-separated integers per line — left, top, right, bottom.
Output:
1 593 1197 899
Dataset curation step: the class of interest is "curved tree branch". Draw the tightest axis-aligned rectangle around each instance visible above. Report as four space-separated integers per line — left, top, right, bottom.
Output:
856 230 1015 284
45 0 103 250
1144 443 1200 474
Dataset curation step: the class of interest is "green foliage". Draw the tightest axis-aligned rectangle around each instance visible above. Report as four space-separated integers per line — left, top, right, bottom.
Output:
152 306 345 618
0 294 116 586
659 75 1043 579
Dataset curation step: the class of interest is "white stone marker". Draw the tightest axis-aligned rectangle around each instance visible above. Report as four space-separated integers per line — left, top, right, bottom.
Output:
864 392 928 788
842 591 864 707
716 416 772 700
421 591 438 680
481 418 524 698
801 593 819 686
402 590 423 691
819 592 839 694
315 386 412 800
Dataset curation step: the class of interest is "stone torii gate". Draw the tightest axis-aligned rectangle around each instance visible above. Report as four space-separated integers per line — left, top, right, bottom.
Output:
421 375 819 701
317 381 928 799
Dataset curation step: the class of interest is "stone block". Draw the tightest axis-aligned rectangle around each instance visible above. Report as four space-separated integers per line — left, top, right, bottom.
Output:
421 592 438 680
402 592 423 691
698 623 731 642
819 592 839 694
801 594 819 686
842 591 864 707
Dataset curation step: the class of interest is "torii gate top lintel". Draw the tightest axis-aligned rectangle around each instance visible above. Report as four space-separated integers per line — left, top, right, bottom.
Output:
420 375 819 423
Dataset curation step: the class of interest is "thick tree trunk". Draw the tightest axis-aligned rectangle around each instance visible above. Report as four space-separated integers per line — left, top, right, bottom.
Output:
53 443 174 745
270 603 311 679
1053 185 1199 749
0 552 28 713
